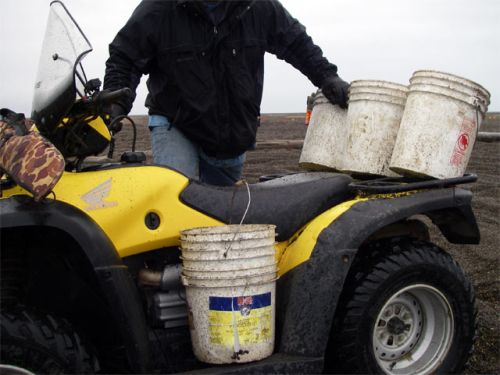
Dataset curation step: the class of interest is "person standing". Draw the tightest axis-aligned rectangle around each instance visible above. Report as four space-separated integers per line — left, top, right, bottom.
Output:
104 0 349 186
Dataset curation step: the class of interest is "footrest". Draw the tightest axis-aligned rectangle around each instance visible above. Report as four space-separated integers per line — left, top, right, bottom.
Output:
179 353 323 374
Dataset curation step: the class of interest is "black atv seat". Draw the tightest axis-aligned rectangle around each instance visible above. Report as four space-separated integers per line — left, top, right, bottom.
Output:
180 172 354 241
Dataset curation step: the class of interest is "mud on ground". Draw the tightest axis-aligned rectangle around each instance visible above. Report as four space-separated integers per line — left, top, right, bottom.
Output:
120 113 499 374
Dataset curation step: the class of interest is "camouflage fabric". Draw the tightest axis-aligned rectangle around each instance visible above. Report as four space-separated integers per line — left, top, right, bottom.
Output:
0 120 16 143
0 118 65 202
0 108 30 136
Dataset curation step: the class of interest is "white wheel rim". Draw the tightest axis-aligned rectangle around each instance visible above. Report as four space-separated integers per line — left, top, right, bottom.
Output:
372 284 454 375
0 365 36 375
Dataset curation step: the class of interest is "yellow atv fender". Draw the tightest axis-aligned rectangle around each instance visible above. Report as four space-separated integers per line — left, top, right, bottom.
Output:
274 186 478 359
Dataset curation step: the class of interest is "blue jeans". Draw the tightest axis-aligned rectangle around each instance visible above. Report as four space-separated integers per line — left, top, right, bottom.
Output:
149 115 246 186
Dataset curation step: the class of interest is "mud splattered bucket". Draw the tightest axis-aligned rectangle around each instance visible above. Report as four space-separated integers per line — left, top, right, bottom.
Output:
180 225 277 364
390 70 491 179
342 80 409 177
299 91 348 171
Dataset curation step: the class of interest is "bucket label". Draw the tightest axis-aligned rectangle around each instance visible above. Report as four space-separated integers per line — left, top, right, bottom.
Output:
450 116 476 166
208 293 272 346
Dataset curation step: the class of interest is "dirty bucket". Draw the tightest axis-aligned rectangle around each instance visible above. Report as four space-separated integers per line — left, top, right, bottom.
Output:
299 90 348 171
180 225 277 364
390 70 491 179
342 80 409 177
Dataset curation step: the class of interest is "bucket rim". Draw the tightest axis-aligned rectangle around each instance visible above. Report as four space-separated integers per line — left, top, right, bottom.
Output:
181 241 276 249
310 93 348 110
180 249 276 258
181 224 276 237
180 254 276 262
312 90 328 104
408 84 489 113
180 244 276 254
181 237 276 244
349 87 409 97
411 70 490 98
181 270 278 286
182 276 279 288
348 93 407 107
182 262 278 272
409 80 490 109
180 251 277 258
350 79 409 92
180 247 276 254
182 268 278 279
349 92 408 104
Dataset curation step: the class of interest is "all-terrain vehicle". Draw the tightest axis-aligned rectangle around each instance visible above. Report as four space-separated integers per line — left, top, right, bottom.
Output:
0 2 479 374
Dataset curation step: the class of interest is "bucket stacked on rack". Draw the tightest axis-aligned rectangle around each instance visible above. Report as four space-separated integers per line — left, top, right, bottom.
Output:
342 80 409 177
180 224 277 364
390 70 491 179
299 91 347 171
299 70 490 179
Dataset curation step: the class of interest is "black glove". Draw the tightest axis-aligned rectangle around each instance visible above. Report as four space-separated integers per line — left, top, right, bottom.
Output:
105 103 127 134
321 75 350 109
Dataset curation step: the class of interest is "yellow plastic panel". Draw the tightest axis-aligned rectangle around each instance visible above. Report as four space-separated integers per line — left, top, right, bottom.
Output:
277 198 367 277
38 166 222 257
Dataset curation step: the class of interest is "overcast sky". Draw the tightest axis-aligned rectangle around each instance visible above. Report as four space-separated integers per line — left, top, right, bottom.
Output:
0 0 498 115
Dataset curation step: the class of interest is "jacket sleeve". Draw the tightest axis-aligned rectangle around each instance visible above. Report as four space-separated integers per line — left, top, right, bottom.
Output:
264 0 338 87
103 1 163 113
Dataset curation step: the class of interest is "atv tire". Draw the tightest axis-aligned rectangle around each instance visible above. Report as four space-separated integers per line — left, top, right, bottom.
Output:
325 238 476 374
0 307 98 374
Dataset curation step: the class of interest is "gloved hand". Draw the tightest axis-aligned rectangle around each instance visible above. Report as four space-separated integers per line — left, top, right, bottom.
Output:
105 103 127 134
321 75 350 109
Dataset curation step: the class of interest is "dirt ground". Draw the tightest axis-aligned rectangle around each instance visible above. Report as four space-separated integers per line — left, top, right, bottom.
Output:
119 112 499 374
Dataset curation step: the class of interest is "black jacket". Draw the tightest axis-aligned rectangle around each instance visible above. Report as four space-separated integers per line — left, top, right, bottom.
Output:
104 0 338 158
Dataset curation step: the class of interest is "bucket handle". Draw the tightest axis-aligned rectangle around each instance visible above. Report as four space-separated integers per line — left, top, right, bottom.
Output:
222 180 252 258
473 97 482 138
239 180 252 226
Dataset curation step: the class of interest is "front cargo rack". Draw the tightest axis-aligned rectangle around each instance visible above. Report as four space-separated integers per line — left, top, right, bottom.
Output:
349 173 477 194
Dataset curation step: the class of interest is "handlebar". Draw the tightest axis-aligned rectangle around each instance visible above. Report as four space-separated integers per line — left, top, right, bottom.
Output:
95 88 132 104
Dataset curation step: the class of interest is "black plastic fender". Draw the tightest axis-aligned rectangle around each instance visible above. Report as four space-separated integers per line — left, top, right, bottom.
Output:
0 195 151 373
276 187 479 359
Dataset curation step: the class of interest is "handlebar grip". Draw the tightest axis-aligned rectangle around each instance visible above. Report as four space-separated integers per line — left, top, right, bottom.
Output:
97 88 132 103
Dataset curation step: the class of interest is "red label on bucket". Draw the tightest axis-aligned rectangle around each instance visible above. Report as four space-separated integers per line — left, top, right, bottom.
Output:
457 133 470 151
450 117 476 167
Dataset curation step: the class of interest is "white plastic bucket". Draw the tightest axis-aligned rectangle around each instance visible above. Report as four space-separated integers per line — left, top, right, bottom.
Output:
342 80 409 177
390 70 491 179
180 225 277 364
299 91 348 171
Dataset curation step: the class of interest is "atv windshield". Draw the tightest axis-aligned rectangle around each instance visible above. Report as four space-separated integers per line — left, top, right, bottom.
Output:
31 1 92 134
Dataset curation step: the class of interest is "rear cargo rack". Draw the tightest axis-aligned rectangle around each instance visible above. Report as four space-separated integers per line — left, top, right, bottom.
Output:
349 174 477 194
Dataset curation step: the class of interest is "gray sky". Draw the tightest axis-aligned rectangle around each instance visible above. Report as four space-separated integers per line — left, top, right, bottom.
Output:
0 0 498 115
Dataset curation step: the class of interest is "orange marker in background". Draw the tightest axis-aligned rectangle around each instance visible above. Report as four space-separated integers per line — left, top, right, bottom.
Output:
305 92 316 126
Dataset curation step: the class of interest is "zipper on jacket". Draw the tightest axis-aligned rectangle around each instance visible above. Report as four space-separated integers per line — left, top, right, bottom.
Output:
214 26 218 34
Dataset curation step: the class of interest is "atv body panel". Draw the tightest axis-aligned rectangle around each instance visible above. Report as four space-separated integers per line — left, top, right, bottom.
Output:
1 165 479 373
3 165 223 257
